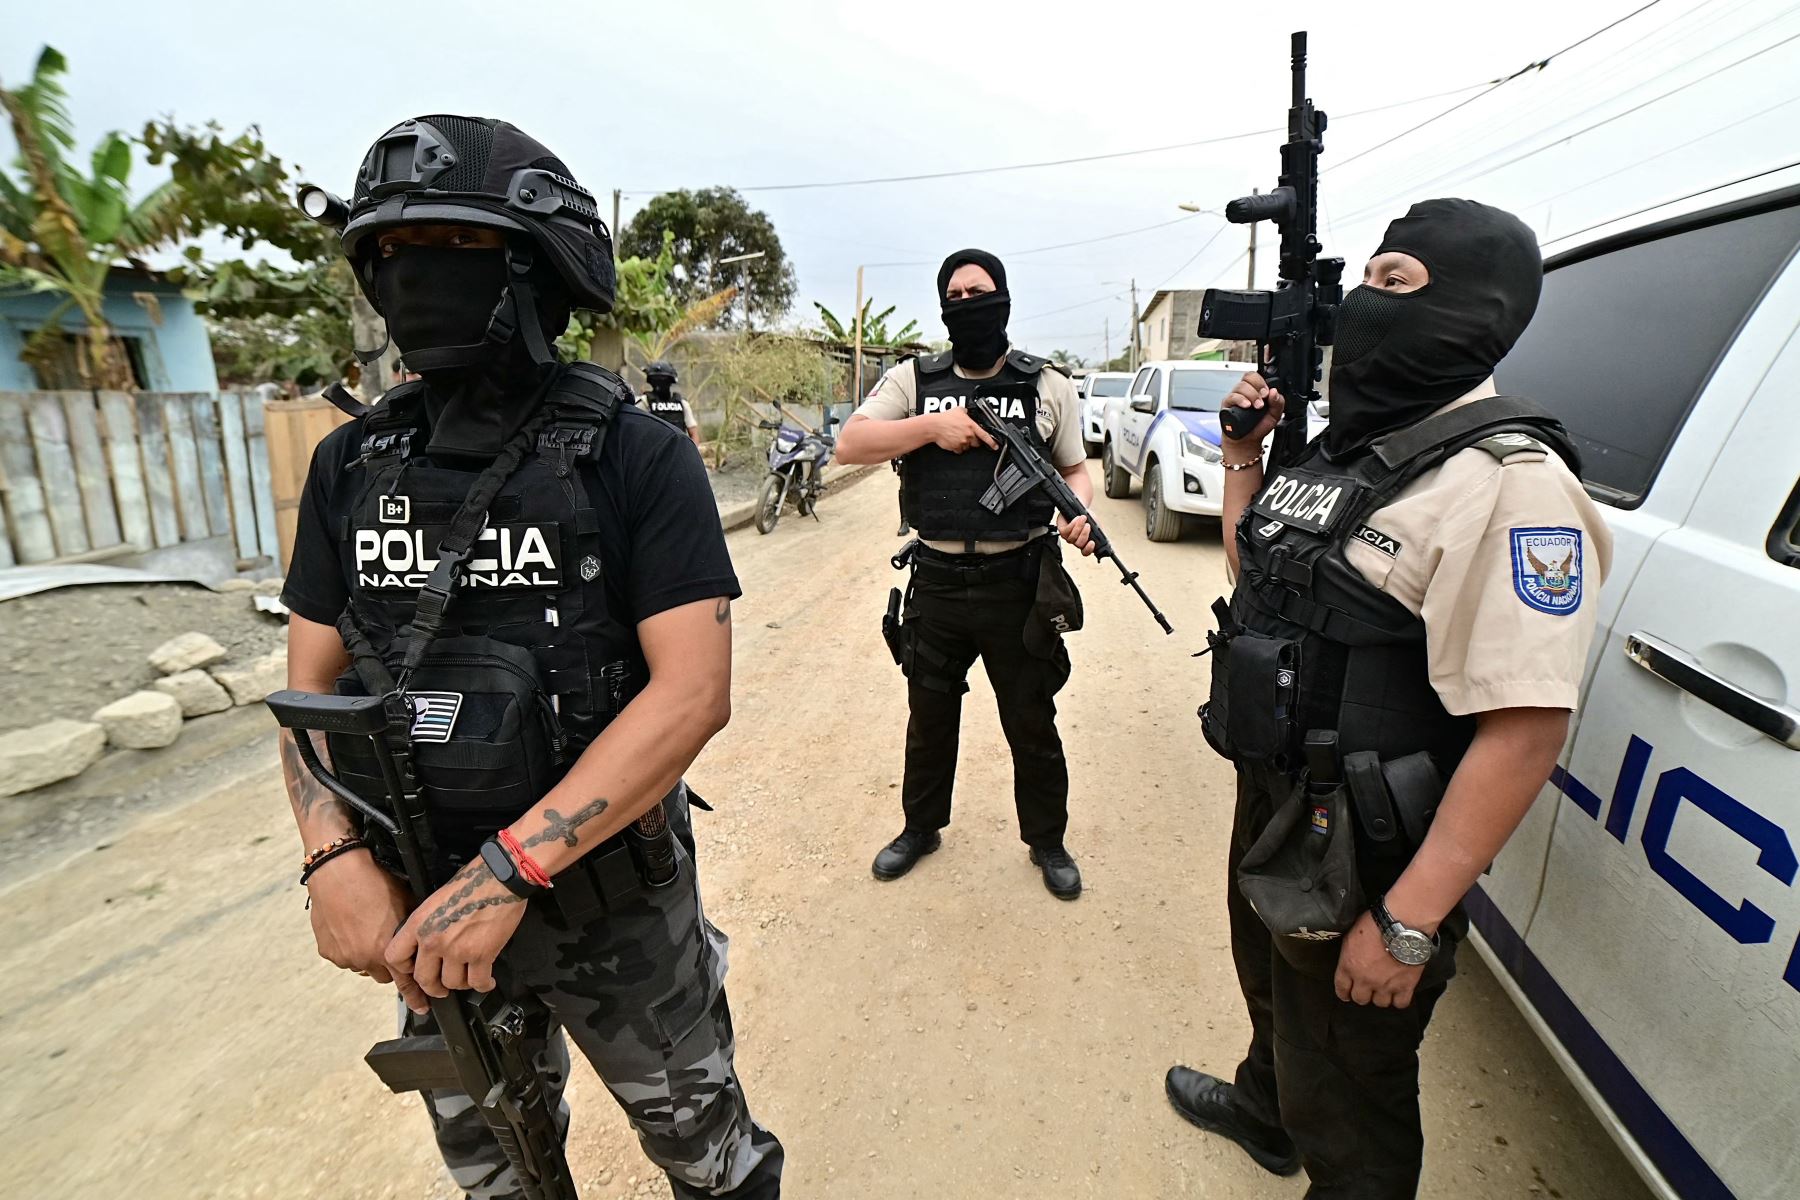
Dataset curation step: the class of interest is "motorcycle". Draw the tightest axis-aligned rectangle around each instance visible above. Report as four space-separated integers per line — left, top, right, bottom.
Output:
754 417 835 534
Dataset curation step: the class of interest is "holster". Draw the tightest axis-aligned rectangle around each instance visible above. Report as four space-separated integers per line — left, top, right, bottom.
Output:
882 587 905 666
1237 773 1363 978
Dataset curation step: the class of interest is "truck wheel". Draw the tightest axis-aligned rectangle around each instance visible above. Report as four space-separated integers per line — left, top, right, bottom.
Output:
1102 439 1132 499
1144 460 1183 542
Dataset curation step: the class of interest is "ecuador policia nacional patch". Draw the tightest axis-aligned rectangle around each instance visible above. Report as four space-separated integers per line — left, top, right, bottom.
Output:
1510 527 1583 615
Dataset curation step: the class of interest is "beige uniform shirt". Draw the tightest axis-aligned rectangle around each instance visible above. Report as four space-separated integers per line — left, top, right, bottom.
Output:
1339 379 1614 715
856 356 1086 554
637 393 698 428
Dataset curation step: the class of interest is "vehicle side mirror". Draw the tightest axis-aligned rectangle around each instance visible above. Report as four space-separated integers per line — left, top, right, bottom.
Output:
1130 396 1155 414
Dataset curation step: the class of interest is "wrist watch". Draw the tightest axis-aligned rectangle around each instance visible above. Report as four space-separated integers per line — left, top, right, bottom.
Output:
480 837 547 899
1372 897 1438 966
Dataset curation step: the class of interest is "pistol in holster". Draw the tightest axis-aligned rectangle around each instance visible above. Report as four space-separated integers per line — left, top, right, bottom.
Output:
882 586 906 666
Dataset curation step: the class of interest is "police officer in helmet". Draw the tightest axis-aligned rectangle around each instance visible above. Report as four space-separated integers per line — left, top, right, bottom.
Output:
834 249 1097 900
642 359 702 448
1165 199 1612 1197
278 114 782 1198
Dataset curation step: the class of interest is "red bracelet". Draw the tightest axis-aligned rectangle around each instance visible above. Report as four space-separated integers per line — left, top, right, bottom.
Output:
498 829 553 890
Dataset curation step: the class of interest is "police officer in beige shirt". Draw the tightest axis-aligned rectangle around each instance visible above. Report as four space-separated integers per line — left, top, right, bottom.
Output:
835 248 1097 899
1165 199 1612 1198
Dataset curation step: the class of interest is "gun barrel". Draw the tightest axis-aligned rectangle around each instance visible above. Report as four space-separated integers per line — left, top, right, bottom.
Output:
1102 551 1175 635
1291 31 1308 107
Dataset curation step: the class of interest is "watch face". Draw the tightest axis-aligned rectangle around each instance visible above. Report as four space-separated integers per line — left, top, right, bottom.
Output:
1386 929 1435 966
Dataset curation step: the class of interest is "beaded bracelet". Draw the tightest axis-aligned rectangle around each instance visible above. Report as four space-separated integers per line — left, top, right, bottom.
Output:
1223 458 1263 472
300 835 367 886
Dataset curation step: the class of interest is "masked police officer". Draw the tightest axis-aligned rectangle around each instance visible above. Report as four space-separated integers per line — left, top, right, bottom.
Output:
1164 199 1612 1197
277 115 782 1199
642 359 702 448
834 249 1097 900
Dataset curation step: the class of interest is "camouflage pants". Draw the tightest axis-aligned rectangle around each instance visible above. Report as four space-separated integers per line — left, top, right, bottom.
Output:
410 789 783 1198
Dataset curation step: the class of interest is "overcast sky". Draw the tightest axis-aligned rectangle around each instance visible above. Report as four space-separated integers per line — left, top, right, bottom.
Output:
8 0 1798 364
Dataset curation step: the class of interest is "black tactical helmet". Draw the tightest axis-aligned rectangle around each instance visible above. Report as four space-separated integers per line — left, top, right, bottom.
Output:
644 360 678 383
339 115 615 314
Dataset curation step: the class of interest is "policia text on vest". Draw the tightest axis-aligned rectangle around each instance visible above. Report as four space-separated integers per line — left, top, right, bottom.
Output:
834 246 1104 902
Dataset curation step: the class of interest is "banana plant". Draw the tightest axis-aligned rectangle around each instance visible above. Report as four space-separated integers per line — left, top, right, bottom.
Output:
1 47 186 388
813 298 921 347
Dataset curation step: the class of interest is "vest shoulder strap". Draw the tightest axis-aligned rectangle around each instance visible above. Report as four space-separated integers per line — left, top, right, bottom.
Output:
1370 396 1573 472
915 349 954 379
547 361 631 425
1005 348 1048 376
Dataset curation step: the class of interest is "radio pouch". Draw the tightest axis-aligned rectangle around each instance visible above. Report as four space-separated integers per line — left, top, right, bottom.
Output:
1209 632 1301 765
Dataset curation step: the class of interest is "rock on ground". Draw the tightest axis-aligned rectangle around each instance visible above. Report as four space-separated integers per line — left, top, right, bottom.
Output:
147 632 229 675
150 669 234 718
93 691 184 750
211 650 288 707
0 719 105 796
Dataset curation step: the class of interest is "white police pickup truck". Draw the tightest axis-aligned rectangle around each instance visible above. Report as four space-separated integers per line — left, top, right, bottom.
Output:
1078 371 1133 457
1468 180 1800 1200
1100 359 1255 540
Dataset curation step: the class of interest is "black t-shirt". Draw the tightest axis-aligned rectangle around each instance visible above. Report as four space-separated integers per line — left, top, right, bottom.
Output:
281 404 740 630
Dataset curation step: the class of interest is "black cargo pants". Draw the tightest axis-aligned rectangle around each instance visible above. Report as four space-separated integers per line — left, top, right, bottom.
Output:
898 539 1073 849
1226 761 1461 1199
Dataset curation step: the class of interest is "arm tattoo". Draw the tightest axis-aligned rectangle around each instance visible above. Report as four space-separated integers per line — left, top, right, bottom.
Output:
521 797 611 850
418 858 521 937
714 598 730 625
280 731 345 823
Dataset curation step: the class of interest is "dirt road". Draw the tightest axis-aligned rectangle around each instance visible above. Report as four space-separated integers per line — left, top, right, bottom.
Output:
0 462 1651 1200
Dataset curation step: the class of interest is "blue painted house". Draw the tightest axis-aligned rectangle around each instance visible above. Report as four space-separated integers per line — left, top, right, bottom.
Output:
0 266 218 392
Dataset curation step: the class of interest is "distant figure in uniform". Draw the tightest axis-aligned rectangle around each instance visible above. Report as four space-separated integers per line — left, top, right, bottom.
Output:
834 248 1097 900
278 114 781 1199
1165 199 1613 1197
641 359 702 448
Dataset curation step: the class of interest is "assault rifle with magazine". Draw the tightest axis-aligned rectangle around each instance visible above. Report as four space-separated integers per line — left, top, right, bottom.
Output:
966 388 1174 635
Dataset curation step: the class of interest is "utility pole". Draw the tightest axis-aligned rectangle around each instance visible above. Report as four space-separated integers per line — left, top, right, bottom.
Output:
851 265 865 405
1246 188 1258 289
1104 317 1110 366
1129 277 1140 371
612 189 622 244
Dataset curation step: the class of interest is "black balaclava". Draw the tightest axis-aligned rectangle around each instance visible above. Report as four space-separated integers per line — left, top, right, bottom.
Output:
374 241 570 458
1324 198 1542 460
938 248 1011 370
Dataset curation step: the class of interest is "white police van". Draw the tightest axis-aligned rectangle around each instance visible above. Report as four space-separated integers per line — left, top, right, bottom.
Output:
1474 181 1800 1200
1100 359 1256 540
1078 370 1133 457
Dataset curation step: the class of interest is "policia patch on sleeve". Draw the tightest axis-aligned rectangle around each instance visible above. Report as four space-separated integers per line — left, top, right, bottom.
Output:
1350 524 1402 560
1510 526 1583 615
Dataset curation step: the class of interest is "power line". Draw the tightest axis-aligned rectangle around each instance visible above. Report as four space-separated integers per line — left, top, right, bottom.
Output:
1335 23 1800 225
1327 0 1670 173
1007 213 1201 257
1152 223 1232 290
618 80 1495 196
1013 290 1131 323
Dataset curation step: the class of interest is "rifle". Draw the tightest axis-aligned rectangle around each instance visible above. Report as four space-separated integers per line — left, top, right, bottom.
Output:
965 388 1173 635
1197 30 1344 470
266 689 579 1200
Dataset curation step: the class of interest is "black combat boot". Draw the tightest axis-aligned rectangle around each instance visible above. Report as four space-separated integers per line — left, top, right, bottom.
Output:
1164 1067 1301 1176
872 829 941 880
1028 844 1082 900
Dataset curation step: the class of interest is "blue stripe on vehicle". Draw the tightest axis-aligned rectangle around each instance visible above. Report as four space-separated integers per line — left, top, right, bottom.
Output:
1464 883 1734 1200
1128 410 1221 474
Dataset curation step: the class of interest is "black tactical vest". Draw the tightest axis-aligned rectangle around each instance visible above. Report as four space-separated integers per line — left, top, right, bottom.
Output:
645 388 687 429
326 362 639 860
1201 396 1579 779
900 349 1057 542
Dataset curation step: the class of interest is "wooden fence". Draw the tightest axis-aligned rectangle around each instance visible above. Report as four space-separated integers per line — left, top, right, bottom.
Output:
0 390 280 569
